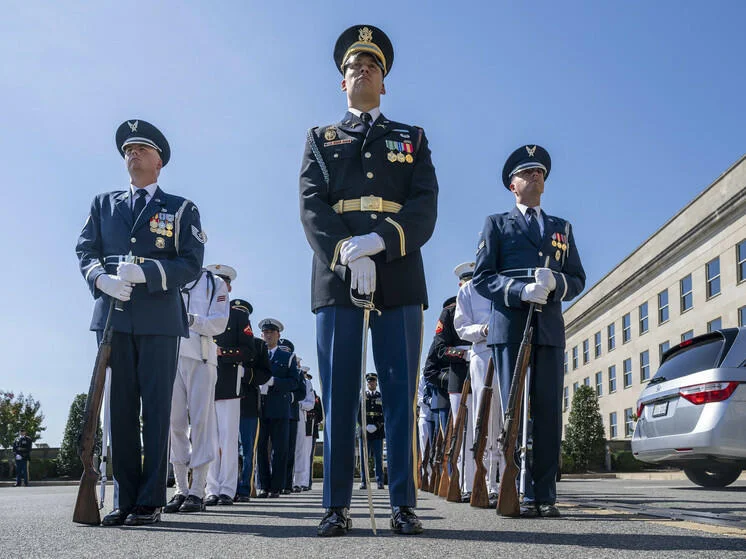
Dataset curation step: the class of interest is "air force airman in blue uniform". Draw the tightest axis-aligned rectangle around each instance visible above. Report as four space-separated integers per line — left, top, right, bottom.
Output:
473 145 585 518
76 120 205 526
299 25 438 536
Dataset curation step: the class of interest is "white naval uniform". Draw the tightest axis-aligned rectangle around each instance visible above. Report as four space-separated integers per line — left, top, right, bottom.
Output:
417 372 434 468
454 279 504 495
170 271 230 498
293 378 316 488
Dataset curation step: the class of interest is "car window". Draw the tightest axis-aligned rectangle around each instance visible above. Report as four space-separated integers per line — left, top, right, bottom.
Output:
653 336 724 382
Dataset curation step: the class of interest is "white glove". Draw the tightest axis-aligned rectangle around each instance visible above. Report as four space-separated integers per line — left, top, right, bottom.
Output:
267 377 275 387
96 274 133 302
366 424 377 434
15 454 22 460
520 283 550 305
117 262 146 284
348 256 376 294
339 233 385 265
535 267 556 291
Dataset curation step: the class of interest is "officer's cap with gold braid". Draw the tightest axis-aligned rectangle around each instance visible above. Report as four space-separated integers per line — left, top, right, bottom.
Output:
231 298 253 315
502 144 551 189
115 119 171 166
334 25 394 77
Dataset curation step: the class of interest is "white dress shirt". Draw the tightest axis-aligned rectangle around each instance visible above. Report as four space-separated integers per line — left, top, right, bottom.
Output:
516 203 545 237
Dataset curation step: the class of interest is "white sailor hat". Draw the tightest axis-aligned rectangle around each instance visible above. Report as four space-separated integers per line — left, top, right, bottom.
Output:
453 261 475 280
206 264 237 282
259 318 284 332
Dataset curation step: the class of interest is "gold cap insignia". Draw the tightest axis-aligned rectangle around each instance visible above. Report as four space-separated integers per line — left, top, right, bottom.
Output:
128 120 139 132
358 26 373 43
526 145 537 157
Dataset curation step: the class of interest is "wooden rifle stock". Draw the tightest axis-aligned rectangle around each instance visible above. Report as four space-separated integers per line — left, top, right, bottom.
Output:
470 357 495 508
420 438 431 490
436 411 454 497
73 299 115 525
497 304 536 517
447 375 471 502
427 428 443 493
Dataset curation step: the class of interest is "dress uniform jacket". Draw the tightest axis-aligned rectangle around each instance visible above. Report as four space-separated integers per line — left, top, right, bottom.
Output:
307 393 324 437
423 297 471 394
473 207 586 347
13 435 32 460
76 186 204 335
214 300 256 400
261 349 302 420
300 112 438 311
239 338 273 418
359 389 385 441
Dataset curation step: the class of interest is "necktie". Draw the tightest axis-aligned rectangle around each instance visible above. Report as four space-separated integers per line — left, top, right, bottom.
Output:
133 189 148 220
526 207 542 245
360 112 372 132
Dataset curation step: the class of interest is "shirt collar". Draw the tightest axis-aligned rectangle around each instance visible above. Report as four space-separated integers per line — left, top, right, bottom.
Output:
348 106 381 124
516 203 542 218
130 182 158 200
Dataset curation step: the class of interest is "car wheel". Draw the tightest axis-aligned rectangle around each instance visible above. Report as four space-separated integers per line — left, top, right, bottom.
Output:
683 465 742 488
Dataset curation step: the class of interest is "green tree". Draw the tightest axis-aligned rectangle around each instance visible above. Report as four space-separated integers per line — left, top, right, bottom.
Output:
0 391 46 470
57 394 101 478
563 385 606 472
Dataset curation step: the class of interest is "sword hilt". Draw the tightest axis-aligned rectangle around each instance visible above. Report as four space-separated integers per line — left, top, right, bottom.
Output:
350 288 381 315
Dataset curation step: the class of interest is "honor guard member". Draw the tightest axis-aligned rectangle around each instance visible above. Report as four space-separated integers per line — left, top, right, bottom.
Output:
307 387 324 490
165 265 230 514
255 321 302 497
206 290 256 506
300 24 438 537
416 372 435 472
283 345 310 494
13 429 33 487
76 119 204 526
473 145 586 517
358 373 385 490
292 366 316 491
423 288 474 501
454 261 504 503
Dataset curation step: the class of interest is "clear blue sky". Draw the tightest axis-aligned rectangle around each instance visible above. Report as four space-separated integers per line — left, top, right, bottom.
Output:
2 1 745 446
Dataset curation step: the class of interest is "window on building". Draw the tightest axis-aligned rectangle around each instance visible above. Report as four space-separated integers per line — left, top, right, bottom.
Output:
706 257 721 299
595 371 603 396
681 330 694 342
582 339 590 364
594 331 602 358
624 408 635 437
680 274 693 312
622 313 632 343
623 358 632 388
609 412 618 439
563 351 568 375
583 376 590 387
707 317 722 332
608 365 617 393
572 381 579 395
639 302 649 335
659 340 670 362
608 323 616 351
640 350 650 382
740 306 746 328
563 386 569 411
572 346 578 369
738 240 746 284
658 289 669 324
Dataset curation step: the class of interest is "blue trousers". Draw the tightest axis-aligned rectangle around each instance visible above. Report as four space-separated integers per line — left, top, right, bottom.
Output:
492 344 563 505
238 417 258 497
286 419 298 489
256 417 289 492
316 304 422 508
359 437 384 483
15 459 28 485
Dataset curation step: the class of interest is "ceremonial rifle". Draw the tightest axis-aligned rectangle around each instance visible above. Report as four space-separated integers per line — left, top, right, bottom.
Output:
436 411 454 497
470 357 495 508
73 299 115 525
447 374 471 502
420 438 431 491
427 427 443 493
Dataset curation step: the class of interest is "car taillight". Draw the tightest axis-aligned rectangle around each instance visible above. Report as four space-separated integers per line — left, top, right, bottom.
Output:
636 400 644 418
679 381 739 405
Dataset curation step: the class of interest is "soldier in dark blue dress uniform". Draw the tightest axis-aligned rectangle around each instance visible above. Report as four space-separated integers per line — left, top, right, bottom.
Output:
76 120 205 526
299 25 438 536
473 145 585 518
358 373 385 490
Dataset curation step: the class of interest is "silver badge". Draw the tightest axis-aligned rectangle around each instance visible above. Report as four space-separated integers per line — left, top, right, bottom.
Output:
526 145 537 157
128 120 139 132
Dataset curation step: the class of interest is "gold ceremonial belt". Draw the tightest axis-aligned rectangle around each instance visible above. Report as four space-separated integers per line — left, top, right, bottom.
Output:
332 196 402 214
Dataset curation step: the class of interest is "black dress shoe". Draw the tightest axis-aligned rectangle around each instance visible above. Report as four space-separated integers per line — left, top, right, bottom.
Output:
256 490 268 498
460 491 472 503
302 486 310 491
217 494 234 505
317 507 351 537
518 504 539 518
537 503 561 517
235 495 250 503
268 491 280 498
124 506 160 526
179 495 205 512
292 485 302 493
204 494 219 506
390 506 423 535
163 493 187 513
102 508 131 526
377 482 384 489
280 488 292 495
359 483 367 490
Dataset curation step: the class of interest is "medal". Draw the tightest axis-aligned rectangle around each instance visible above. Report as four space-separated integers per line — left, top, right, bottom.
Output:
166 230 173 237
387 151 397 162
155 237 165 249
396 152 406 163
405 154 414 163
166 222 173 230
555 250 561 261
324 127 337 141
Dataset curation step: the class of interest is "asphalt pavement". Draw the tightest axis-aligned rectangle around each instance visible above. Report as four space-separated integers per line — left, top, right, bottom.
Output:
1 479 745 558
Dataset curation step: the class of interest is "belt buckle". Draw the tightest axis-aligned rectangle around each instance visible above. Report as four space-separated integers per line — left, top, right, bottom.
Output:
360 195 383 212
